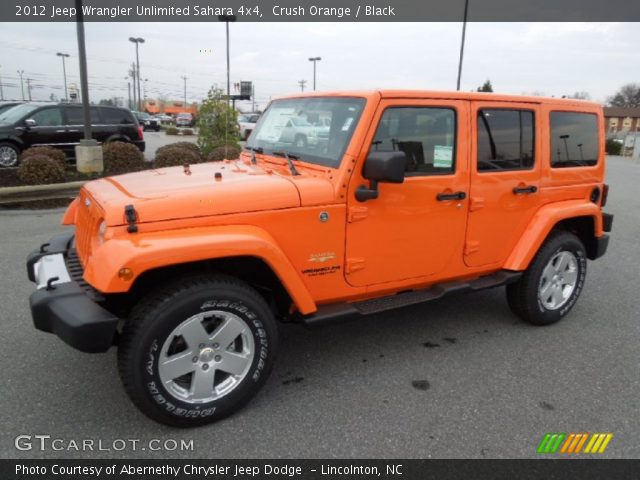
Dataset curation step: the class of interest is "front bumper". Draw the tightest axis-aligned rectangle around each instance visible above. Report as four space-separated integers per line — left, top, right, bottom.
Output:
26 232 119 353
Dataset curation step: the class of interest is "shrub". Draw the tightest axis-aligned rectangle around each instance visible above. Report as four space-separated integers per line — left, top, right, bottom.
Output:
17 155 66 185
154 146 201 168
182 128 194 136
207 145 242 162
605 138 622 156
20 146 67 170
102 141 145 175
156 142 202 160
197 87 240 156
166 127 179 135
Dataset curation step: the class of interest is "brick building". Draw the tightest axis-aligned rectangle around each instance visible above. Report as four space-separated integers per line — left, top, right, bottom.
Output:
604 107 640 135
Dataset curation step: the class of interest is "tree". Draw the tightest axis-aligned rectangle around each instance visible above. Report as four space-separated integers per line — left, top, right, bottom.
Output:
99 98 115 106
477 80 493 92
568 91 591 100
196 87 241 156
607 83 640 108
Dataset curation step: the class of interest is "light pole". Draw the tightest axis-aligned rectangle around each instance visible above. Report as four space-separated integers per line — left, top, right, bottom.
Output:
0 65 4 100
124 77 131 109
218 15 236 105
181 75 188 108
129 37 145 111
56 52 70 102
17 70 25 100
308 57 321 91
456 0 470 91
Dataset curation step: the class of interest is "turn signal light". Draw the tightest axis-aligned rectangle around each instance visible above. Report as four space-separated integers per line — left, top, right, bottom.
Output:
118 268 134 281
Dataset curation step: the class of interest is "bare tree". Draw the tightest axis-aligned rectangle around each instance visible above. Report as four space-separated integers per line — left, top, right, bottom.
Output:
569 91 591 100
607 83 640 108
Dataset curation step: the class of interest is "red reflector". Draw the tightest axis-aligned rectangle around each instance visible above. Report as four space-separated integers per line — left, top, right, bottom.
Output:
601 184 609 207
137 126 144 140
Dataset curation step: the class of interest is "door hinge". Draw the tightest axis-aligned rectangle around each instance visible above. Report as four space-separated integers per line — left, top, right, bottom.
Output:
346 258 366 274
464 240 480 256
348 206 368 223
469 197 485 212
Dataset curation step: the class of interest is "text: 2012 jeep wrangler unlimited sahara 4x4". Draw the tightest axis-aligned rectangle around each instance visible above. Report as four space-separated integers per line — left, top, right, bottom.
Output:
27 91 613 427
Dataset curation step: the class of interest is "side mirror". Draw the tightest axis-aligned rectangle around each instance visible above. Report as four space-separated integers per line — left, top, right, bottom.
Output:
356 151 406 202
24 118 36 128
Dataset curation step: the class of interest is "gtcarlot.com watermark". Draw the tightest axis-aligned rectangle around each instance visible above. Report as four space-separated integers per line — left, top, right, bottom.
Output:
15 435 194 452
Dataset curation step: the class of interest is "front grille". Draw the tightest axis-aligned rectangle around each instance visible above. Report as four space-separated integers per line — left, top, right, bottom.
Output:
65 248 104 302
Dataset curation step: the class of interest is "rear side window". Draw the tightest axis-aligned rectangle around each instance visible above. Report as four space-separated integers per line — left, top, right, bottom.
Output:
65 106 99 124
372 107 457 175
550 112 598 167
31 107 63 126
477 109 535 172
100 107 134 124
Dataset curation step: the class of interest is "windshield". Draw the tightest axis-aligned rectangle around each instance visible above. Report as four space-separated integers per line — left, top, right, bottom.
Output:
0 104 40 124
246 97 366 168
136 112 150 120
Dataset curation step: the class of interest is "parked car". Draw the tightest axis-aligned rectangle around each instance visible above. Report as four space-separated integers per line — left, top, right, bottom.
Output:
0 103 144 167
238 113 260 140
176 112 195 127
25 91 612 427
154 113 173 124
0 101 23 116
133 111 160 131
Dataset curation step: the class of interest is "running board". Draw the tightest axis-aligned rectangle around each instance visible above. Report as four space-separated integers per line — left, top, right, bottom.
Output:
301 270 521 327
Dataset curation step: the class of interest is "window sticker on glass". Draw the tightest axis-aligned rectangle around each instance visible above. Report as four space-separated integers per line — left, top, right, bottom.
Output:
433 145 453 168
341 117 354 131
255 107 296 142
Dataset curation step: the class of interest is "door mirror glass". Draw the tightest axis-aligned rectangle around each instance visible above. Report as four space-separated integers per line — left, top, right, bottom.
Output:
363 151 406 183
24 118 36 127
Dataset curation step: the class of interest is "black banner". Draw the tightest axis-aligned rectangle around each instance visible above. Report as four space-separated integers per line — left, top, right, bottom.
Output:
2 459 640 480
6 0 640 22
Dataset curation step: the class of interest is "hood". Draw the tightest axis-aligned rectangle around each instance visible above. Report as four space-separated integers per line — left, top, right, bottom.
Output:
85 161 304 226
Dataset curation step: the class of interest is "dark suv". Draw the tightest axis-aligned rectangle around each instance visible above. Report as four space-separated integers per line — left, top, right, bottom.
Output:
133 111 160 132
0 103 145 167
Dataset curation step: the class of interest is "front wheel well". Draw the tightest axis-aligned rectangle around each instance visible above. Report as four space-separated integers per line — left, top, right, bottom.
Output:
552 215 599 260
106 256 294 321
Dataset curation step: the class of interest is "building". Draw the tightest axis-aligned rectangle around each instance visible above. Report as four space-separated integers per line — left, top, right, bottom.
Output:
604 107 640 135
143 99 198 116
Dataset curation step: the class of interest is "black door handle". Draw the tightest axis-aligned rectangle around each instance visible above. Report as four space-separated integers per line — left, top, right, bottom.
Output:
436 191 466 201
512 185 538 195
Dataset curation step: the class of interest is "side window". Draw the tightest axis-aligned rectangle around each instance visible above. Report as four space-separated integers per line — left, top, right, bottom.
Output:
550 112 598 167
65 107 99 125
31 107 63 126
372 107 456 175
100 108 132 124
477 109 534 171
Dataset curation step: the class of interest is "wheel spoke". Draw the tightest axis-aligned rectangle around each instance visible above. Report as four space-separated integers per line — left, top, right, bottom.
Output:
160 350 196 381
551 286 565 307
542 263 556 281
539 281 554 302
563 269 578 286
190 367 216 399
219 351 251 376
557 252 571 272
178 317 210 349
210 316 247 350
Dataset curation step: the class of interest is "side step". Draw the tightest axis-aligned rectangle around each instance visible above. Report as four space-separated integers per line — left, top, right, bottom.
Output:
301 270 521 327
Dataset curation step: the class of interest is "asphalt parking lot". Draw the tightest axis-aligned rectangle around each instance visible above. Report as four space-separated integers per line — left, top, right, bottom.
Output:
143 130 198 160
0 156 638 459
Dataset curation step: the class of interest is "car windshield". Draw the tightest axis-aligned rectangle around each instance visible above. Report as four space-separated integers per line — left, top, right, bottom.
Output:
0 104 40 124
247 97 366 168
136 112 150 119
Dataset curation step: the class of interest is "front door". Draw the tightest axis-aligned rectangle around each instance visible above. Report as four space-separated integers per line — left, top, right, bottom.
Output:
464 102 542 268
22 106 66 151
345 99 470 287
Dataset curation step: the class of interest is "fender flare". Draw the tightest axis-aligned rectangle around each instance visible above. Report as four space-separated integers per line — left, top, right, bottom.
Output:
84 224 317 314
503 200 603 271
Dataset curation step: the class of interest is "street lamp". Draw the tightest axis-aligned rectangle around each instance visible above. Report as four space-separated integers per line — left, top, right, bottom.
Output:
308 57 321 91
218 15 236 105
128 37 145 111
56 52 70 102
456 0 470 91
181 75 188 108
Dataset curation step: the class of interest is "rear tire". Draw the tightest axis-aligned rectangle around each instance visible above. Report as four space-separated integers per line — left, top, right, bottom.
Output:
118 275 278 427
506 231 587 326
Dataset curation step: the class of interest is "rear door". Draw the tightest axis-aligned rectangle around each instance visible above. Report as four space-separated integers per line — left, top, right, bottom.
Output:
464 101 542 268
62 105 100 146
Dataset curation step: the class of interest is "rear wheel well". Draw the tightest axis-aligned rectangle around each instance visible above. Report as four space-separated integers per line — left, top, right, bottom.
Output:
106 257 293 320
553 216 598 260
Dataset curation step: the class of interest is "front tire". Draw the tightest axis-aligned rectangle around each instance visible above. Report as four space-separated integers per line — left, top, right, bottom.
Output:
506 231 587 326
118 275 278 427
0 142 20 168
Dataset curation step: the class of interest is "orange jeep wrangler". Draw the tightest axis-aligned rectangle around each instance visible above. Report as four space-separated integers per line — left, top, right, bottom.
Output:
26 91 613 427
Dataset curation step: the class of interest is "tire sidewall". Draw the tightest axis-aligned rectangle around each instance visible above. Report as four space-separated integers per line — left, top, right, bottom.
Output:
0 142 20 168
127 285 276 425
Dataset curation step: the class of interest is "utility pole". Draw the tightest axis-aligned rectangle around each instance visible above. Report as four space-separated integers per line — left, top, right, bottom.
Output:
17 70 25 100
129 62 137 110
456 0 470 91
308 57 321 91
143 78 148 100
218 15 236 106
0 65 4 100
26 78 32 101
124 76 131 109
181 75 187 108
56 52 70 101
129 37 145 111
251 84 255 112
298 80 307 92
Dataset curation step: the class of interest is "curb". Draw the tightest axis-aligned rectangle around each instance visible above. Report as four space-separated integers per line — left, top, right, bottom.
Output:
0 181 85 205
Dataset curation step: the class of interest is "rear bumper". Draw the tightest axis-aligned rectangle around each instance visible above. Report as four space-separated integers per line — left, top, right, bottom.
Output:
133 140 145 152
26 233 119 353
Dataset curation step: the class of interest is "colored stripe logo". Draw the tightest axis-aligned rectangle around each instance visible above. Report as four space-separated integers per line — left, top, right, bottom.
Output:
537 433 613 454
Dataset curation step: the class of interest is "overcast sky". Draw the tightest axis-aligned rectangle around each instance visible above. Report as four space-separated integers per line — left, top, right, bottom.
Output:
0 22 637 110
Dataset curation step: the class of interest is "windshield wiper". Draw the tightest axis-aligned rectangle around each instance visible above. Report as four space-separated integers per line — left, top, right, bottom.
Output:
271 150 300 176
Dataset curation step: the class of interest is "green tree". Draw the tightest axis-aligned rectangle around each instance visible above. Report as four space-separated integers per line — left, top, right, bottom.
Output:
196 87 241 156
477 80 493 92
607 83 640 108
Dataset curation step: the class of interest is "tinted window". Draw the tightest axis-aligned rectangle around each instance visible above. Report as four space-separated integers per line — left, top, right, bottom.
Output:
477 109 534 171
550 112 599 167
372 107 456 175
101 108 133 124
31 107 63 126
64 106 99 125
